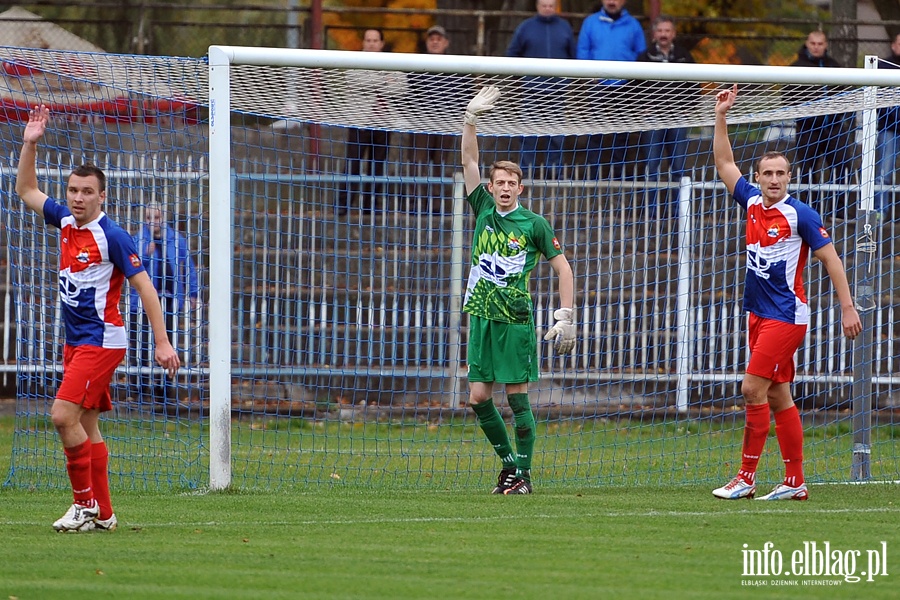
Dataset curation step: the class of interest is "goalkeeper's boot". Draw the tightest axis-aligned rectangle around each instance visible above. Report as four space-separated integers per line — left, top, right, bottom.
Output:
712 476 756 499
53 499 99 532
491 468 517 494
757 482 809 501
503 477 533 495
94 513 118 531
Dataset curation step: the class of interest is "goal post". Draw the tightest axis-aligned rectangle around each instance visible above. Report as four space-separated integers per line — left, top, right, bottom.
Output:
208 49 233 491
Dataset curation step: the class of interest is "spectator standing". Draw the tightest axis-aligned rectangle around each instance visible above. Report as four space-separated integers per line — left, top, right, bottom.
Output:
577 0 646 179
507 0 576 178
711 85 861 501
407 25 462 212
637 16 694 218
790 31 854 214
875 33 900 220
16 105 179 532
128 202 199 409
339 29 391 215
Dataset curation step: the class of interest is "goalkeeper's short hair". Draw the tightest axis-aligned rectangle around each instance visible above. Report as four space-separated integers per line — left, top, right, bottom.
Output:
489 160 524 184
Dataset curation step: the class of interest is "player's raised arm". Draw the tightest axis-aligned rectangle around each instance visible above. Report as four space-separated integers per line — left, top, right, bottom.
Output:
461 86 501 196
16 105 51 215
713 84 743 194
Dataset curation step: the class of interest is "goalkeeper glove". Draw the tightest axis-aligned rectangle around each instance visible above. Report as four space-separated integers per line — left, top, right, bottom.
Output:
543 308 576 354
464 85 501 126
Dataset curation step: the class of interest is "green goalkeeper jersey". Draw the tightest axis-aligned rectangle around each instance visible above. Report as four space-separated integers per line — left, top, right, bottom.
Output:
463 185 563 324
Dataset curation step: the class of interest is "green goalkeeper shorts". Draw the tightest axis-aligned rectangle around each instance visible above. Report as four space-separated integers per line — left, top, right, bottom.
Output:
467 314 539 384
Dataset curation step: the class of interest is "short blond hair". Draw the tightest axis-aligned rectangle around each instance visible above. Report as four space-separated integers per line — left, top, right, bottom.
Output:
488 160 523 184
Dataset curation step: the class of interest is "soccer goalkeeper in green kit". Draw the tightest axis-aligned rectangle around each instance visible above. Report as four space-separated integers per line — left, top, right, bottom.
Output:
460 86 576 494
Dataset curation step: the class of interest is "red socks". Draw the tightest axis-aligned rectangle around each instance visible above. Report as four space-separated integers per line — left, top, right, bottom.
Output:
739 403 771 483
91 441 114 519
775 405 805 486
738 403 805 487
64 439 93 505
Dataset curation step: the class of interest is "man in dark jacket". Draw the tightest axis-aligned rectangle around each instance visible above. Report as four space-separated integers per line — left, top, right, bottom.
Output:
407 25 468 212
507 0 576 178
637 16 695 218
875 33 900 220
791 31 854 214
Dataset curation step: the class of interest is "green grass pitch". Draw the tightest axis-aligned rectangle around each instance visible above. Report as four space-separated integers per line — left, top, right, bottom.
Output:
1 417 898 599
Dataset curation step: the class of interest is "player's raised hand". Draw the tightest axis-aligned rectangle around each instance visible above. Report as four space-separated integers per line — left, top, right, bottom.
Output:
464 85 501 126
23 105 50 144
715 84 738 116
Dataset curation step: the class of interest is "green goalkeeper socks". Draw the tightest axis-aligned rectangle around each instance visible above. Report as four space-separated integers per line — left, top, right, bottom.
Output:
507 393 535 478
471 399 516 468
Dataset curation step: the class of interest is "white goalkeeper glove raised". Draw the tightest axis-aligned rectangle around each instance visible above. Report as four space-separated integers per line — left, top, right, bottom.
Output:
464 85 501 126
543 308 576 355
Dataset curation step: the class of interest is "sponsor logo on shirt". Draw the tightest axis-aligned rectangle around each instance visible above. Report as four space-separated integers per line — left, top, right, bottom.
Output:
747 245 771 280
59 274 80 307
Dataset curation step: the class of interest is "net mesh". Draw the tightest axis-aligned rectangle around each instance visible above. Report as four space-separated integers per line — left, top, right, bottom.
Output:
0 46 898 491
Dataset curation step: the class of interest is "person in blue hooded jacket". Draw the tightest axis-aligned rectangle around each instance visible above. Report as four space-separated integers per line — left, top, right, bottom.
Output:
577 0 646 179
128 202 199 408
507 0 576 178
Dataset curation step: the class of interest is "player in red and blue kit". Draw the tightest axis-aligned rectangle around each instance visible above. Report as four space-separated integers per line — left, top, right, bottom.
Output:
711 85 862 501
17 105 180 532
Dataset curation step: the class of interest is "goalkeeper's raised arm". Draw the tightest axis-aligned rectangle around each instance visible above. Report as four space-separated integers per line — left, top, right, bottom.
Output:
461 85 501 195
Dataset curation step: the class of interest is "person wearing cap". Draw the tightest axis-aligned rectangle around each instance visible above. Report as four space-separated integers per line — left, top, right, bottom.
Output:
408 25 471 212
507 0 576 178
424 25 449 53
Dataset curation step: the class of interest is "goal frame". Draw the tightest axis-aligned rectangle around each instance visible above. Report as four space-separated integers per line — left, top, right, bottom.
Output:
207 45 900 490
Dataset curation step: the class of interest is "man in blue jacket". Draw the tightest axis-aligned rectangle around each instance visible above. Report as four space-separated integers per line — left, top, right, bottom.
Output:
507 0 576 178
129 202 200 409
577 0 646 179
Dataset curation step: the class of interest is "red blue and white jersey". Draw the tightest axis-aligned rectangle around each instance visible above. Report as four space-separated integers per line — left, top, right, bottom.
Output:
732 178 832 325
43 198 145 348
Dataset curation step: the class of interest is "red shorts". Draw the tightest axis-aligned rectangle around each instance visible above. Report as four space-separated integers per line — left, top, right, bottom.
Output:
56 344 127 412
746 314 807 384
